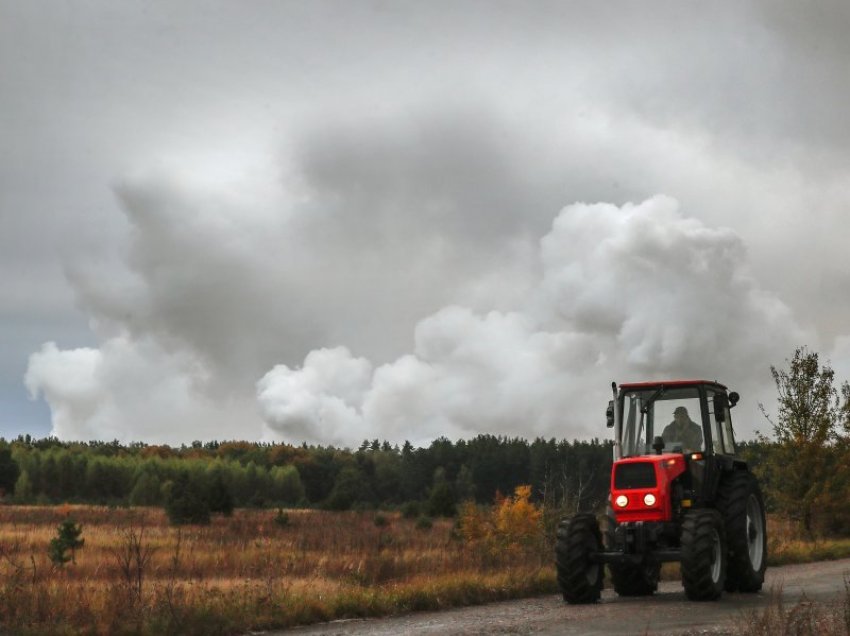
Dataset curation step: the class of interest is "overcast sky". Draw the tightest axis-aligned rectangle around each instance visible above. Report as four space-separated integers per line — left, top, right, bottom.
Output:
2 1 850 446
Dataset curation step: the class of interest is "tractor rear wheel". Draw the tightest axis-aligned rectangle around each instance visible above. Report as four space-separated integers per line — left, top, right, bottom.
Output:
555 513 603 604
604 507 659 596
716 471 767 592
680 509 726 601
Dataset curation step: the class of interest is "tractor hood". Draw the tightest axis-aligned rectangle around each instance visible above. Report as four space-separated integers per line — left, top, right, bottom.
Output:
610 453 687 523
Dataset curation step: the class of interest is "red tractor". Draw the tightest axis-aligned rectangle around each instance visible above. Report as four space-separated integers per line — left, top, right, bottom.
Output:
556 380 767 602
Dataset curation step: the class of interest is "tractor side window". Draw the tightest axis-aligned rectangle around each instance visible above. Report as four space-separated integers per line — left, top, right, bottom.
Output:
706 390 725 454
706 390 737 455
621 394 644 457
722 406 736 454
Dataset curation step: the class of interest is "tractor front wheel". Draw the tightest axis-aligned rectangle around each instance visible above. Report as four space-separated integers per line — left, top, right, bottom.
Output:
555 513 603 604
680 509 726 601
717 471 767 592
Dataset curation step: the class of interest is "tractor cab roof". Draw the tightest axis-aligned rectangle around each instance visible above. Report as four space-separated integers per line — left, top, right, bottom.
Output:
618 379 728 392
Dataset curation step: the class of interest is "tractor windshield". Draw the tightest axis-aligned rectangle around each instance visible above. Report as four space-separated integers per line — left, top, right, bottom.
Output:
619 386 704 457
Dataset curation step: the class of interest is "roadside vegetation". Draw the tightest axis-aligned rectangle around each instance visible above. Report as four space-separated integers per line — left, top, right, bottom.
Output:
0 491 553 635
766 516 850 567
734 581 850 636
750 347 850 539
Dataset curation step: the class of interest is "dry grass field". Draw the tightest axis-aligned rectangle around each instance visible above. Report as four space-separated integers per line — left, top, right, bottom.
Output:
0 500 848 635
0 501 553 635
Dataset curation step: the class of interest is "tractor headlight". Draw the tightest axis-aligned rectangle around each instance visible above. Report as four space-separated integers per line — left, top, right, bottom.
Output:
615 495 629 508
643 493 657 506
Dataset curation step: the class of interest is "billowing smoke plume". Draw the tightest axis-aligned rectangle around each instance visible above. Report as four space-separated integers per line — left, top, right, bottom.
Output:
257 196 809 446
25 338 255 442
24 125 811 445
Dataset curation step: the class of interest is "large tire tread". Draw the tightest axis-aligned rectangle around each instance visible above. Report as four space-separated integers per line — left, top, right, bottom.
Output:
555 513 603 604
681 509 726 601
716 471 767 593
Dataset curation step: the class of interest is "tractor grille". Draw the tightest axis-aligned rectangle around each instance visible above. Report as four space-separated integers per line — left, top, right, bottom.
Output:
614 462 656 489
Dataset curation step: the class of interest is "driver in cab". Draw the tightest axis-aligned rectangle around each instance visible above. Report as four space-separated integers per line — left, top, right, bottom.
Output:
661 406 703 452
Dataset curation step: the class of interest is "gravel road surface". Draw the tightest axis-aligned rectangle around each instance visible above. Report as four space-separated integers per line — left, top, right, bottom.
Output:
277 558 850 635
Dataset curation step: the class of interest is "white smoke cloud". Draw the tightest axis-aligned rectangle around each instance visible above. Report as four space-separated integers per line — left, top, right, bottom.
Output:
24 343 102 440
26 338 259 444
22 117 558 444
257 347 373 445
535 196 805 376
20 114 815 447
258 311 601 446
257 196 811 445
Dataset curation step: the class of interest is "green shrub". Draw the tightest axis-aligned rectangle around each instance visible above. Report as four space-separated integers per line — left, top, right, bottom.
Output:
129 471 162 506
427 473 456 518
400 501 420 519
373 513 388 527
164 473 211 526
48 518 84 566
207 473 234 516
274 508 290 528
325 467 376 511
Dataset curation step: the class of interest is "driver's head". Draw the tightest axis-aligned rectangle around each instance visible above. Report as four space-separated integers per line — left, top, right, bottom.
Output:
674 406 689 423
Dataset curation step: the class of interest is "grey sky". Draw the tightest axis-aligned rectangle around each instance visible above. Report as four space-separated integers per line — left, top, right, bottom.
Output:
2 1 849 445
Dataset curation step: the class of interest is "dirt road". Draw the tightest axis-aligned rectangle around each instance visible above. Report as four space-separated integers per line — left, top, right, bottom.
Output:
281 558 850 635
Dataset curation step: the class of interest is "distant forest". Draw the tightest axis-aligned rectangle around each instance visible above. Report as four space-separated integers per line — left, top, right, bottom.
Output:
0 434 770 516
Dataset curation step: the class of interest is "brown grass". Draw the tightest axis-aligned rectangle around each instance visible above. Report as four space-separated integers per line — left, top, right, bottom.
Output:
734 581 850 636
765 515 850 567
0 505 554 635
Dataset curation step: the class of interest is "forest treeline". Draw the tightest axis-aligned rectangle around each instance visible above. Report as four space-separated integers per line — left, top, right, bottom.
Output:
0 434 618 515
0 430 839 533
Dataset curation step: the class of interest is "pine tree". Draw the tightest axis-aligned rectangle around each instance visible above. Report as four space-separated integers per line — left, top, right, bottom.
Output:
48 519 84 566
427 467 457 517
0 444 20 498
164 473 211 525
207 473 234 516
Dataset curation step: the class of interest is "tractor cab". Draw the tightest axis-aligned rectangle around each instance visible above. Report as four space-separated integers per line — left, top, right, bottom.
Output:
607 380 740 461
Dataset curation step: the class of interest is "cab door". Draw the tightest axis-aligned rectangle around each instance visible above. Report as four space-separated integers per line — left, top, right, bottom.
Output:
701 387 732 501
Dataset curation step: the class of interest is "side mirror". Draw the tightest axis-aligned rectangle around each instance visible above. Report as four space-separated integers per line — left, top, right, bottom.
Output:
652 436 665 454
728 391 740 408
606 401 615 428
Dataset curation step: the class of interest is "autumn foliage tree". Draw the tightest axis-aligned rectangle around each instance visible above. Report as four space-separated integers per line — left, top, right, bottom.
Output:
760 347 850 535
459 485 544 560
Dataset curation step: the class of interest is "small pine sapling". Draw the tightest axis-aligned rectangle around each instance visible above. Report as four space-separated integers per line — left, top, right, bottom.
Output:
48 518 85 566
